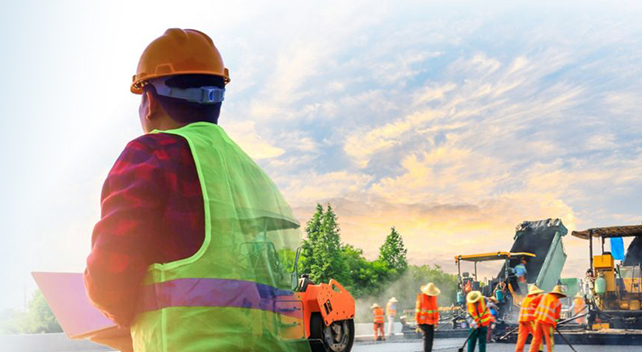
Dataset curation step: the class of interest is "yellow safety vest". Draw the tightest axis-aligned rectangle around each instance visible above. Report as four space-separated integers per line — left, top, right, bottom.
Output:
130 123 309 352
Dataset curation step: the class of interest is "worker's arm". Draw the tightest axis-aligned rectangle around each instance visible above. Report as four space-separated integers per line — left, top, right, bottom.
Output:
555 301 563 322
84 136 167 327
435 308 440 327
414 294 421 323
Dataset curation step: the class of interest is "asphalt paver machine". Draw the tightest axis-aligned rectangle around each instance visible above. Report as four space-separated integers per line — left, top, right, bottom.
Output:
454 251 535 326
453 219 568 325
572 224 642 330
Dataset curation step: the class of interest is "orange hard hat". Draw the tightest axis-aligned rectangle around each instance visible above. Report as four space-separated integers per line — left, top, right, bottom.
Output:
131 28 230 94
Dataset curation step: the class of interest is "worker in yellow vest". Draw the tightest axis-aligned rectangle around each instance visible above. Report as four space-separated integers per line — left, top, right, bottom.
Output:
573 292 586 325
84 28 310 352
386 297 398 337
528 285 566 352
515 285 544 352
416 283 440 352
466 291 493 352
371 303 386 341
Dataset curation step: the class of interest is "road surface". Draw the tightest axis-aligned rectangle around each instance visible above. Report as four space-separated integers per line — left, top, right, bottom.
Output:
353 339 640 352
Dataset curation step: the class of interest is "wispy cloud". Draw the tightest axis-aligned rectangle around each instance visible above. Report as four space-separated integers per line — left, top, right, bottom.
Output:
4 0 642 310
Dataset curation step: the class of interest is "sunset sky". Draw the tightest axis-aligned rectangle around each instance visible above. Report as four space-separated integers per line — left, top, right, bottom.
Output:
1 0 642 311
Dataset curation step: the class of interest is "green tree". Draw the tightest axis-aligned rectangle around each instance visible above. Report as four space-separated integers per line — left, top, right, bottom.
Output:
342 244 375 297
378 227 408 275
300 203 324 276
309 205 348 284
24 290 62 333
0 290 62 334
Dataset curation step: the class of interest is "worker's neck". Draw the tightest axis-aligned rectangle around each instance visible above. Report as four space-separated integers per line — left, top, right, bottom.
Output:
150 114 188 132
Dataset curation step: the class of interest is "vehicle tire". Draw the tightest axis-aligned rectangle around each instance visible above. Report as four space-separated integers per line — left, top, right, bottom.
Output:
309 314 355 352
322 319 355 352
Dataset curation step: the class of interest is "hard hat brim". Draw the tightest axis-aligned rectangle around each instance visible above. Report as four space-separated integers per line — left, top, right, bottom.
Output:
466 291 483 303
421 283 441 296
131 70 230 94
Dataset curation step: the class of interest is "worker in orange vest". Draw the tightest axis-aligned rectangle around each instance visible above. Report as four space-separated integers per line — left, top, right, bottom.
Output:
528 285 566 352
572 292 586 325
371 303 385 341
386 297 398 337
515 284 544 352
466 291 493 352
416 283 440 352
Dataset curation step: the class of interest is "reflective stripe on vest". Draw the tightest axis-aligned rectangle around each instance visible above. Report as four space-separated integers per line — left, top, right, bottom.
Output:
139 278 302 319
416 294 439 325
534 293 562 326
374 307 385 323
468 299 492 327
130 123 307 352
519 294 542 322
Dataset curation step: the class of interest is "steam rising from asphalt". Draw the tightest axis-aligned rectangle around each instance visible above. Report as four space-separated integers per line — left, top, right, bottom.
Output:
353 270 458 323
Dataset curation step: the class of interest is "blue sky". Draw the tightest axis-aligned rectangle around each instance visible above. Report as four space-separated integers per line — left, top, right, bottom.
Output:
1 0 642 311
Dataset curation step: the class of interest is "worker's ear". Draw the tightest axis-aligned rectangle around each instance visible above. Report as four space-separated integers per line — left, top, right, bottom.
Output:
139 90 161 133
144 91 158 121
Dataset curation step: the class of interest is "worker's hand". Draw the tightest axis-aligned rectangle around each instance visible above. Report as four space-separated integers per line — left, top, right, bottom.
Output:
88 328 133 352
415 327 422 334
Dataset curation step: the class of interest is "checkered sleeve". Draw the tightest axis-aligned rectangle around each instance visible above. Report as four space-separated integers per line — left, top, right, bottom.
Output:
84 135 167 327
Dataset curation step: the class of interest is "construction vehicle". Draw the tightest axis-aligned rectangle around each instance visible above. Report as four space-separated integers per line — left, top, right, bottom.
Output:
455 252 535 299
496 219 568 295
453 251 535 332
291 250 356 352
35 216 356 352
453 219 569 324
572 224 642 330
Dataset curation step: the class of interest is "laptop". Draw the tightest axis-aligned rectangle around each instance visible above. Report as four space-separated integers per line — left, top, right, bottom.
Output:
32 272 122 339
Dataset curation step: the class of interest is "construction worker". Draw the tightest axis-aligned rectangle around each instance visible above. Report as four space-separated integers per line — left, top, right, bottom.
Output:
515 257 528 283
486 297 500 342
494 281 506 303
515 284 544 352
466 291 493 352
83 29 306 352
572 292 586 325
528 285 567 352
371 303 386 341
415 283 440 352
386 297 398 337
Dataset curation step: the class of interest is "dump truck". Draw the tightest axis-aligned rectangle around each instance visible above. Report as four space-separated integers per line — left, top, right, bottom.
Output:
496 218 568 295
453 219 569 325
35 215 356 352
572 224 642 330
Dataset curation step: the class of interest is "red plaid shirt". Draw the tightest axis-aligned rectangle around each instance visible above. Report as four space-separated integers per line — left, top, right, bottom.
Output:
84 133 204 327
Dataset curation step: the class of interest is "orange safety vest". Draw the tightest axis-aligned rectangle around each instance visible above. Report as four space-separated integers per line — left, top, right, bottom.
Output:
415 294 439 325
386 301 396 317
373 307 385 324
467 298 492 327
574 297 585 323
518 294 543 322
534 293 562 327
573 297 585 314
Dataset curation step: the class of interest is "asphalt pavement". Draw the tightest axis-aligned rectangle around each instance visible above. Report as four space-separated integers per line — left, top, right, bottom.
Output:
353 339 641 352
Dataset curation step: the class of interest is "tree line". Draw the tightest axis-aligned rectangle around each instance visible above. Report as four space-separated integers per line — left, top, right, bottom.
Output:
0 290 62 334
299 203 458 314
